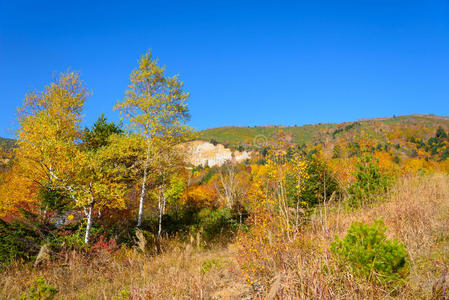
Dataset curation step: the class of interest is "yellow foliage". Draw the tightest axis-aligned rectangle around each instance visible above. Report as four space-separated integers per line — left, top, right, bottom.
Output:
183 185 216 209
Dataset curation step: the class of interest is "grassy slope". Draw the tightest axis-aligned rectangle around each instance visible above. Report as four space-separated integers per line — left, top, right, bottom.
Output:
199 123 334 145
198 114 449 147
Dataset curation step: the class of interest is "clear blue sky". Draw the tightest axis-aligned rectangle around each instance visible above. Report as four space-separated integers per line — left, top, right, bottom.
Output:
1 0 449 138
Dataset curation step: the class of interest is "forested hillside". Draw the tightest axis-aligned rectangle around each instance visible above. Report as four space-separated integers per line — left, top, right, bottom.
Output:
3 113 449 164
0 137 15 152
0 137 14 170
200 114 449 150
200 114 449 165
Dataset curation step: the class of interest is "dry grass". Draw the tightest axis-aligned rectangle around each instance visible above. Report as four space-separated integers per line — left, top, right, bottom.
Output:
312 173 449 253
312 173 449 296
0 242 250 299
1 173 448 299
238 173 449 299
288 173 449 299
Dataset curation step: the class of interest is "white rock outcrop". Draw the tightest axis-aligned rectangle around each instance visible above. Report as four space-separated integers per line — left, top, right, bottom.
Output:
182 140 250 167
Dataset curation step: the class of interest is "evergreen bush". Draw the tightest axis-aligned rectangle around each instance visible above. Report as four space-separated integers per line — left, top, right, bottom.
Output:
331 219 409 284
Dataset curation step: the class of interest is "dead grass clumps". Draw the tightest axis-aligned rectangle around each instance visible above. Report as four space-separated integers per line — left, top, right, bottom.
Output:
0 243 248 299
307 173 449 298
238 173 449 299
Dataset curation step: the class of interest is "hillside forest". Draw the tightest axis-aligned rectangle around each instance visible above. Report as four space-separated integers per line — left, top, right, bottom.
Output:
1 51 449 299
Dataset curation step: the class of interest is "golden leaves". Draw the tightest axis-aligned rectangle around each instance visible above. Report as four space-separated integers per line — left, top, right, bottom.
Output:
114 49 190 139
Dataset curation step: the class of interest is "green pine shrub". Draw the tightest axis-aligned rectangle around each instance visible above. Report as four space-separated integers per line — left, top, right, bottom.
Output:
347 155 392 207
331 219 409 284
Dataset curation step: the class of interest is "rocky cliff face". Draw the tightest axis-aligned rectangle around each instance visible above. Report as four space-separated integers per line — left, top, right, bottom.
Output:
182 140 251 167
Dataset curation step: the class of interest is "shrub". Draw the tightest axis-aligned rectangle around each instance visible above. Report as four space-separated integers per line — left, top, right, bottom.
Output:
347 155 391 207
393 155 400 164
348 142 361 157
54 228 85 250
440 148 449 162
0 219 39 266
332 145 342 158
331 219 409 284
91 235 118 253
199 166 218 185
198 208 238 242
298 154 341 206
20 277 58 300
201 258 220 274
436 126 447 139
0 210 50 266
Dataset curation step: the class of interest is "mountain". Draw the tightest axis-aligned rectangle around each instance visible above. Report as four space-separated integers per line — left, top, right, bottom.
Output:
0 137 14 168
0 137 15 152
198 114 449 151
2 114 449 163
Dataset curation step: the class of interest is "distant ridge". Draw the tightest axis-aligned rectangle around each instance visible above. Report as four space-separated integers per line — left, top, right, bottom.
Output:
0 137 15 152
198 114 449 149
2 114 448 152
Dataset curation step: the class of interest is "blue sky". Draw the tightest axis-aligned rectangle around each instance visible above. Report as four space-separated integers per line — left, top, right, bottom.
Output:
1 0 449 138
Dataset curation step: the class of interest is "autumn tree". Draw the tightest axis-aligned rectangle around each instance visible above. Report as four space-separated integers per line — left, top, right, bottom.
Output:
14 72 127 243
164 174 187 215
114 50 191 228
215 161 238 209
150 138 187 241
0 165 37 217
300 154 340 207
213 161 250 224
246 142 309 242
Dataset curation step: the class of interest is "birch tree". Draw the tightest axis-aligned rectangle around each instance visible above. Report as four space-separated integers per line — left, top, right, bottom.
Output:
150 137 186 243
214 162 250 223
217 161 236 208
15 72 126 243
114 50 190 227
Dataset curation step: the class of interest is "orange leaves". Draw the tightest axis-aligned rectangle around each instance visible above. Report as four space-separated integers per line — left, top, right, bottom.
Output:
0 166 38 217
183 185 217 209
374 151 400 175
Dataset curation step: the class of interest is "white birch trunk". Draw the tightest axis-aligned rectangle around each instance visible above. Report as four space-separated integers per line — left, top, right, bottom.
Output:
157 183 166 240
137 141 151 227
84 203 93 244
158 197 163 239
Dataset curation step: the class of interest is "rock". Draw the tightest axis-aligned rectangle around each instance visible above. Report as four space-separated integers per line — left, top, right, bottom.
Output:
181 141 251 167
34 244 51 267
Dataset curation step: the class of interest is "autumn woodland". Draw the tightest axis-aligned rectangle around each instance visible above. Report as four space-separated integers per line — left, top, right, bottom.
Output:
0 51 449 299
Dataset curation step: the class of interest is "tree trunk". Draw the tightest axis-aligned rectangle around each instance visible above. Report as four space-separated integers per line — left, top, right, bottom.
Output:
137 141 151 227
84 203 93 244
155 193 163 253
156 183 166 253
158 198 163 239
157 184 166 240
